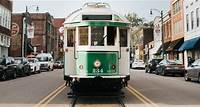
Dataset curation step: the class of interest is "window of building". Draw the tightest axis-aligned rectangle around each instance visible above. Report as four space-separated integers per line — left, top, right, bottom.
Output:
196 8 199 27
0 7 2 25
186 14 189 31
3 35 6 45
107 26 116 46
91 26 104 46
173 0 181 14
0 34 3 44
8 37 10 46
191 11 194 29
120 29 127 47
79 27 88 45
67 28 75 47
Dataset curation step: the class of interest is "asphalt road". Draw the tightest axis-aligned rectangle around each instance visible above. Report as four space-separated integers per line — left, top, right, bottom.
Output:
1 69 200 107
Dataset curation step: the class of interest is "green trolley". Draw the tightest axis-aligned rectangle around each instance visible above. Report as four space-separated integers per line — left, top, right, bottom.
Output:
64 2 130 92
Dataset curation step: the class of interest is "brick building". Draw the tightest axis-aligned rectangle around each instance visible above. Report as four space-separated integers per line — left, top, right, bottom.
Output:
53 18 65 60
166 0 184 62
30 13 55 55
10 12 55 57
0 0 12 57
10 13 33 57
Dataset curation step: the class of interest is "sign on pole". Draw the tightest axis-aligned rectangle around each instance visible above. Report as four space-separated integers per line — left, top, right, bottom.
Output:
27 24 34 38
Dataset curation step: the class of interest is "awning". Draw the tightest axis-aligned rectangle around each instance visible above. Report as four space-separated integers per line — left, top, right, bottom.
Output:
155 42 171 55
166 38 184 52
179 37 200 51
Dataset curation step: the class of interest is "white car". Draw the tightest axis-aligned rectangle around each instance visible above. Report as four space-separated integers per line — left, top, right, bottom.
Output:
36 53 54 71
28 58 41 73
131 60 145 69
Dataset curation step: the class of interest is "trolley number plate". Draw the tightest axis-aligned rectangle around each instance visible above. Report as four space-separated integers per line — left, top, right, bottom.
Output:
93 68 103 73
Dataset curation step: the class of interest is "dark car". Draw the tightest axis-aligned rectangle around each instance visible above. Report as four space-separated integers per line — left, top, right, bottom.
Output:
155 59 185 76
0 57 16 80
145 59 162 73
14 57 31 76
53 61 64 69
184 59 200 82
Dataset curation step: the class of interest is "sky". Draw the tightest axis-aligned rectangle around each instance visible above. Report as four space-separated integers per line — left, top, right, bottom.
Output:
13 0 170 22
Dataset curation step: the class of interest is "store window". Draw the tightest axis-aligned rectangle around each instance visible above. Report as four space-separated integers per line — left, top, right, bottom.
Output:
107 26 116 46
67 29 75 47
120 29 127 47
91 26 104 46
79 27 88 45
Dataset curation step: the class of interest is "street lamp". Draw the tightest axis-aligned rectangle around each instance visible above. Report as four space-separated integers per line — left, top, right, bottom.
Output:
23 5 39 57
150 9 164 59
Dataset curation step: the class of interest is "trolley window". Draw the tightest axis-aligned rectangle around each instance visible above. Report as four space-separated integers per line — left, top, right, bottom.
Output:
79 27 88 45
107 26 116 46
91 27 104 46
120 29 127 47
67 29 75 47
82 15 112 20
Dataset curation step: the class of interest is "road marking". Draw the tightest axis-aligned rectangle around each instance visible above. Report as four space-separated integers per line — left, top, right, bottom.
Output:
127 85 159 107
126 87 150 107
34 83 66 107
40 86 66 107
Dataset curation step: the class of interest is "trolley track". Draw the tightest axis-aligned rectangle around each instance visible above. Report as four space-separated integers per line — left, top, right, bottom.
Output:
68 90 126 107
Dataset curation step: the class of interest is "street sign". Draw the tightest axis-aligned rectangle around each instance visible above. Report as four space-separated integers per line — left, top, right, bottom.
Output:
59 26 64 33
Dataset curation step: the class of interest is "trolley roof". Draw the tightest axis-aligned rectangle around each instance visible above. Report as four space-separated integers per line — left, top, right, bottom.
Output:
64 2 130 27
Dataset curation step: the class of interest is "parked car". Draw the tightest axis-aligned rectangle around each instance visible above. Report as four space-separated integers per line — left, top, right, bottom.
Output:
36 53 54 71
131 60 145 69
28 58 41 74
145 59 163 73
0 57 16 80
14 57 31 76
155 59 185 76
53 61 64 69
184 59 200 82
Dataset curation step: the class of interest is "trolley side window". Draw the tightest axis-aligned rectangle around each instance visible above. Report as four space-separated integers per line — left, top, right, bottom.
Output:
91 26 104 46
67 29 75 47
79 27 88 45
120 29 127 47
107 26 116 46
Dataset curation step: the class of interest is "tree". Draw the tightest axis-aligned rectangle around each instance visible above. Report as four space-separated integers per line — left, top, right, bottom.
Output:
125 12 145 27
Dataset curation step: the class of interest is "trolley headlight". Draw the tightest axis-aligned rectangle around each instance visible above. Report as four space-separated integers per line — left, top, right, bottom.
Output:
94 60 101 68
112 64 116 70
79 65 83 70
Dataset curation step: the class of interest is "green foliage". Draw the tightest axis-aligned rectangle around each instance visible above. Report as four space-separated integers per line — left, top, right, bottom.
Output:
125 12 145 27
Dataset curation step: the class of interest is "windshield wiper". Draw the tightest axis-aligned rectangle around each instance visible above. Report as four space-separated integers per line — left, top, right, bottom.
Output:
97 35 107 46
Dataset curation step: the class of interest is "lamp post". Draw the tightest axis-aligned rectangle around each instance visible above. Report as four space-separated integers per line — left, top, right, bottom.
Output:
23 5 39 57
150 9 164 59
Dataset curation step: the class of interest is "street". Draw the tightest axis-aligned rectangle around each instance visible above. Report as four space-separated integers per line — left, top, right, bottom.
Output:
0 69 200 107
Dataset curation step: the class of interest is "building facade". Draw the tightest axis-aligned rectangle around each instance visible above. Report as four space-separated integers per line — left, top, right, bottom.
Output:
149 16 162 60
10 13 33 57
0 0 12 57
30 13 55 55
166 0 184 63
53 18 65 60
135 27 153 61
181 0 200 67
10 12 56 57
